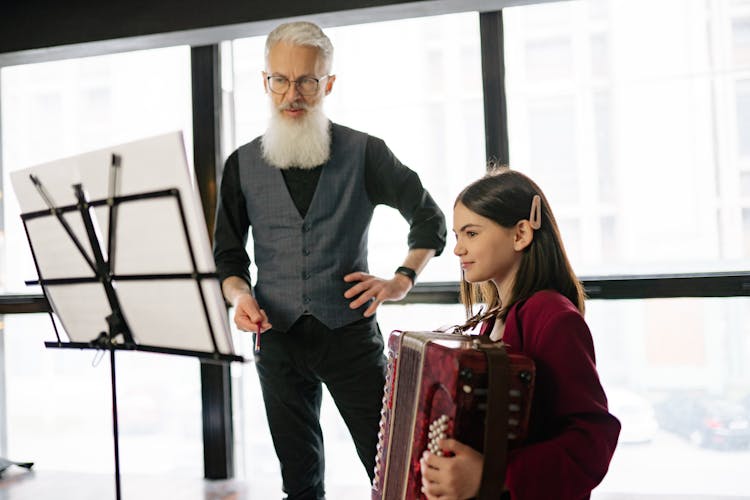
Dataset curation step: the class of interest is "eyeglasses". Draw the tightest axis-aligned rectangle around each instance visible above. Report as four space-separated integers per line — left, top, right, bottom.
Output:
266 75 328 96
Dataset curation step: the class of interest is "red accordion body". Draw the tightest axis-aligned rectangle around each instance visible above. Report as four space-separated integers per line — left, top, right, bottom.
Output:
372 330 535 500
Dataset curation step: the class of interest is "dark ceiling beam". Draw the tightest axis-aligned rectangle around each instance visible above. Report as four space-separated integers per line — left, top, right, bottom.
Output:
0 0 562 66
1 0 423 53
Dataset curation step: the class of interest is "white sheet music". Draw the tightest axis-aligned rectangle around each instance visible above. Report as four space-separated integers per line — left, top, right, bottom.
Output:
9 131 234 355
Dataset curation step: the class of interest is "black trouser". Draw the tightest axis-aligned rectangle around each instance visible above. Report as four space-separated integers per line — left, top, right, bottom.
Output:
255 315 387 500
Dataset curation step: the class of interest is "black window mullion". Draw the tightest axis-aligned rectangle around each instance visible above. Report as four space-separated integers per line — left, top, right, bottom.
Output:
582 272 750 300
399 272 750 304
479 10 509 167
191 44 223 242
191 44 234 481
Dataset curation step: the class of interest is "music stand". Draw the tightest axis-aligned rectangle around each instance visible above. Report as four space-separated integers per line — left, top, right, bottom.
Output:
9 132 244 500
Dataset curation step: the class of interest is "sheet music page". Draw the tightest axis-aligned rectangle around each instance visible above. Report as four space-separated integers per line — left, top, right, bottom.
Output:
9 131 234 354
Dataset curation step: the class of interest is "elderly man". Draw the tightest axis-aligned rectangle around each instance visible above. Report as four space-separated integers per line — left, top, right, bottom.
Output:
213 21 446 500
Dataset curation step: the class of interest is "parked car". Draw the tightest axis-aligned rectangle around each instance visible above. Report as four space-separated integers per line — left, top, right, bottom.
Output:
607 387 658 444
654 392 750 450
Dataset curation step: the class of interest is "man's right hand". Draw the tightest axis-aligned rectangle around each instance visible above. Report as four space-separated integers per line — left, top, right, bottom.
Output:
232 293 272 333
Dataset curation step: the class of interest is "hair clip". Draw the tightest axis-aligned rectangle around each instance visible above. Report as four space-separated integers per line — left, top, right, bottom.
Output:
529 194 541 230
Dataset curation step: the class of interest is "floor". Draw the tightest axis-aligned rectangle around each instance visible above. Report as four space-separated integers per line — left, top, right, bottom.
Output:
0 470 261 500
0 469 748 500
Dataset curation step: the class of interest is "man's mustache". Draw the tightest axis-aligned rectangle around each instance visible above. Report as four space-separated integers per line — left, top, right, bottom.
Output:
278 102 309 111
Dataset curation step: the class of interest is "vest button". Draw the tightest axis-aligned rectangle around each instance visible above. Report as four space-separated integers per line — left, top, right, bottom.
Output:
302 248 310 256
302 224 311 232
302 272 311 280
303 296 311 304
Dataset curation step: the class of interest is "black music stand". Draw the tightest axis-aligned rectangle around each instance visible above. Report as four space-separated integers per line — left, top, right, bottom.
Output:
10 133 243 500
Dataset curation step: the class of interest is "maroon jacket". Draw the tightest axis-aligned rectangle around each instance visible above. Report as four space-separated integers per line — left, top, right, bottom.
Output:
480 290 620 500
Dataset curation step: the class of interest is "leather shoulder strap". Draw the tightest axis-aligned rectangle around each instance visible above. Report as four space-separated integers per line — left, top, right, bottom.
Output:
477 344 510 499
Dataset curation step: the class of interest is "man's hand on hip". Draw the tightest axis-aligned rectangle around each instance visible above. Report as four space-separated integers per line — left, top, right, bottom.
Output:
343 272 413 318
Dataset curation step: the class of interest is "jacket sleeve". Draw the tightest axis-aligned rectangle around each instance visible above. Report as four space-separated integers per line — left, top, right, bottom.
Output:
213 150 252 288
505 309 621 499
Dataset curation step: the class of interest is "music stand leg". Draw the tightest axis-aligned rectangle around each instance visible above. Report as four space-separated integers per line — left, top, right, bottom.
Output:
110 349 123 500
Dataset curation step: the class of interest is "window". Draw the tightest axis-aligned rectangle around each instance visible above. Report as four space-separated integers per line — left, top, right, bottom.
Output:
505 0 750 276
229 13 484 283
0 46 198 474
506 1 750 497
588 297 750 497
227 13 483 495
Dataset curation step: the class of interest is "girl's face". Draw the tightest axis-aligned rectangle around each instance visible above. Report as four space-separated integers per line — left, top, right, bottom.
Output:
452 202 525 289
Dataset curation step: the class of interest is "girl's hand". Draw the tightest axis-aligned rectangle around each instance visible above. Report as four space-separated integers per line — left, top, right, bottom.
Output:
419 439 483 500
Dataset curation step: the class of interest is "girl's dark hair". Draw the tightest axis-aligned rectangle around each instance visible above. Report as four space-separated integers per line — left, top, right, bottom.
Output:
455 167 586 327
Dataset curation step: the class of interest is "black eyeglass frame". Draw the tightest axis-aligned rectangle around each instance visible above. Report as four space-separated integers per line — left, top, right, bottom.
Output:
265 74 330 96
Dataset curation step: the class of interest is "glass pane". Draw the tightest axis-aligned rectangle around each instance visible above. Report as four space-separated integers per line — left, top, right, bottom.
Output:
527 97 579 201
733 17 750 67
525 37 574 80
2 314 204 475
590 33 609 77
738 79 750 157
0 46 197 475
229 13 484 283
505 0 750 276
1 46 194 293
588 296 750 497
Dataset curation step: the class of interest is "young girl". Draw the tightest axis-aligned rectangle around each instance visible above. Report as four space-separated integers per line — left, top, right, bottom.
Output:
420 168 620 500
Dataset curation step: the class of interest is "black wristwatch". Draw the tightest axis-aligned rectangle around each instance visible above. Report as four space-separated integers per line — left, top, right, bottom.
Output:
394 266 417 285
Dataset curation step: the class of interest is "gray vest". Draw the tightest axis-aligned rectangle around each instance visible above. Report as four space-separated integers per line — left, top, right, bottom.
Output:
237 123 374 331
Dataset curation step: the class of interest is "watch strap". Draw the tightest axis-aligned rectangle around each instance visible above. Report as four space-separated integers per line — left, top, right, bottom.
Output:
394 266 417 285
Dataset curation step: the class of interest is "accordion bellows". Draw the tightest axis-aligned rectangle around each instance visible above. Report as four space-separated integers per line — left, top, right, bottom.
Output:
372 330 535 500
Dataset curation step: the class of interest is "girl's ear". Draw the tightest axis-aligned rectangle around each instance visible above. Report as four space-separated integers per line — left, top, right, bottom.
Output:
513 220 534 251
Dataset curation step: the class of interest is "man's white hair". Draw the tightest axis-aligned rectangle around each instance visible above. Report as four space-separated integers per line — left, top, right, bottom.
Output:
265 21 334 74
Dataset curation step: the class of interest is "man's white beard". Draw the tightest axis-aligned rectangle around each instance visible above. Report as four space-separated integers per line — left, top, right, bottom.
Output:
261 101 331 169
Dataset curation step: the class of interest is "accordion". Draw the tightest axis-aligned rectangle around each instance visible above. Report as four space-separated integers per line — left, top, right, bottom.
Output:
372 330 535 500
